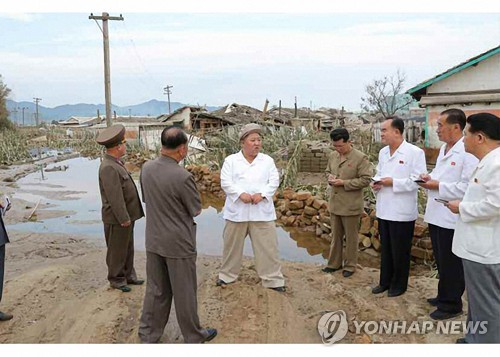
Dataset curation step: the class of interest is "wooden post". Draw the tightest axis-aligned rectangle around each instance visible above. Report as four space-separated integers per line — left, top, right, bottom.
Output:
89 12 124 127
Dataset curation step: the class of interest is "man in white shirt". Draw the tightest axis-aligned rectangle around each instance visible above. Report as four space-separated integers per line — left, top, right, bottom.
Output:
217 123 285 292
447 113 500 343
371 117 427 297
418 109 478 320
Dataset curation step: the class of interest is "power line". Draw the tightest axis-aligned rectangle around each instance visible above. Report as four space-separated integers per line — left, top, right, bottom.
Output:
120 21 164 90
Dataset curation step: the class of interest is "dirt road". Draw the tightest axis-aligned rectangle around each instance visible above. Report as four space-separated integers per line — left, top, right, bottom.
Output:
0 230 465 344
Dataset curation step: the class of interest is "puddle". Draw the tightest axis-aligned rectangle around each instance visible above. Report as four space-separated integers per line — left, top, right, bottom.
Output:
7 157 330 264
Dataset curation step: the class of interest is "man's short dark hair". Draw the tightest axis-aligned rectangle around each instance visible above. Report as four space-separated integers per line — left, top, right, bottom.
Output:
161 126 188 149
441 108 466 130
330 128 350 142
466 113 500 140
385 116 404 135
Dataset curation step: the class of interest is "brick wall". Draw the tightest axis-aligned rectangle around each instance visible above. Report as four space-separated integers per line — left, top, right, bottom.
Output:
299 142 331 173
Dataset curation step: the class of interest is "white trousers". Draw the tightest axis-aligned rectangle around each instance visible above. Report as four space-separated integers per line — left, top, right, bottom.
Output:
219 220 285 288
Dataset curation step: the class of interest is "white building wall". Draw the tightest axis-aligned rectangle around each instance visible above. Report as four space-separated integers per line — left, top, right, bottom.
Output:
165 108 192 128
428 54 500 94
139 126 206 152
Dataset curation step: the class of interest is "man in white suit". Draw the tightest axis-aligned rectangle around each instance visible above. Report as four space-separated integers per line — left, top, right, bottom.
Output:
418 108 478 320
447 112 500 344
217 123 285 292
371 117 427 297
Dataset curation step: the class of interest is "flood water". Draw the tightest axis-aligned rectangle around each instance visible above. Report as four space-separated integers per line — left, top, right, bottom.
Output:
8 157 330 264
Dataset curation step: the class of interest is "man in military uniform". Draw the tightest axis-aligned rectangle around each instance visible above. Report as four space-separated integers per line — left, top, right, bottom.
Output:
97 124 144 292
322 128 373 277
0 196 13 321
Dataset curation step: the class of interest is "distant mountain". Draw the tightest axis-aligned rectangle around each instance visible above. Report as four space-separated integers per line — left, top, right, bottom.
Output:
5 99 220 124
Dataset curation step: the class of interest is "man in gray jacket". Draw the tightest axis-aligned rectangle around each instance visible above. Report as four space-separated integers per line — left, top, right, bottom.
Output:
138 126 216 343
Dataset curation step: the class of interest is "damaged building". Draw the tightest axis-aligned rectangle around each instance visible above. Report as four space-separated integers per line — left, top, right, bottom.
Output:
407 45 500 156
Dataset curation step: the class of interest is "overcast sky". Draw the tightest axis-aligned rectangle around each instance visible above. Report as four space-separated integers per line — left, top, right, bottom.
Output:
1 1 499 111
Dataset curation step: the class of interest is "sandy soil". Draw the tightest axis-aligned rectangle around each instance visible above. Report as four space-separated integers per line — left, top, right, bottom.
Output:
0 161 466 344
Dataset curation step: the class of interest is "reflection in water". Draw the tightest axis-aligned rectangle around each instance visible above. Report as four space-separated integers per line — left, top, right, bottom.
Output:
197 192 330 263
7 157 330 264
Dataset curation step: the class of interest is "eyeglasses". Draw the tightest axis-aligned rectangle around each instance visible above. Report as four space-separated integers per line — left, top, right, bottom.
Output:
120 139 127 145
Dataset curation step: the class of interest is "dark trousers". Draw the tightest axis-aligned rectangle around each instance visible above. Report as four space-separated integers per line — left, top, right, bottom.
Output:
0 244 4 304
138 252 208 343
378 219 415 294
103 222 137 288
429 224 464 313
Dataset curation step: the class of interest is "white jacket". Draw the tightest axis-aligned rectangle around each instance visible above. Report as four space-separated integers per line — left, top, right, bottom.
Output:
424 138 478 229
452 147 500 264
375 140 427 222
221 151 279 222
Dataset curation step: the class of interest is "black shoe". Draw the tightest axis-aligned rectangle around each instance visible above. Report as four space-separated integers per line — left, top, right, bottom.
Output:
321 267 340 273
456 337 467 344
0 311 13 321
114 285 131 292
202 328 217 343
430 309 463 321
128 279 145 285
216 279 227 287
388 289 406 297
371 285 389 294
427 297 439 307
270 286 286 293
342 270 354 278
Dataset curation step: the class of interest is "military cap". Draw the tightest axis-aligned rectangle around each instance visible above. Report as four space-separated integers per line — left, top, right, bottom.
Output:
96 124 126 148
239 123 262 141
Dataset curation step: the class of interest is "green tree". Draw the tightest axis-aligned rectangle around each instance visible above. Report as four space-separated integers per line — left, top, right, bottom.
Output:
0 75 14 130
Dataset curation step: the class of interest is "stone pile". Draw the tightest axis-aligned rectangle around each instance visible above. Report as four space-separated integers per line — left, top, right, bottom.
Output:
186 165 225 199
274 189 330 237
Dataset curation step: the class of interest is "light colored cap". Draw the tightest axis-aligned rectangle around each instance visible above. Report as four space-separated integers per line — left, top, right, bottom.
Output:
96 124 126 148
239 123 262 141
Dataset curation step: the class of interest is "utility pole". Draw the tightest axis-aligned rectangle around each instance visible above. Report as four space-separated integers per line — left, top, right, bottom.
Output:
33 97 42 126
11 108 18 123
21 107 28 126
163 85 173 114
89 12 124 127
294 96 298 118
